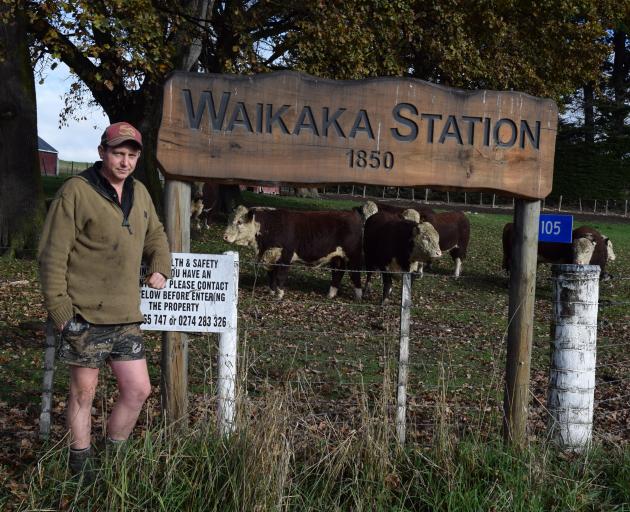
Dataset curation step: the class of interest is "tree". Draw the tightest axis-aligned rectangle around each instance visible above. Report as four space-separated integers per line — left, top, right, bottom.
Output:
288 1 613 101
0 1 45 257
25 0 214 211
25 0 305 212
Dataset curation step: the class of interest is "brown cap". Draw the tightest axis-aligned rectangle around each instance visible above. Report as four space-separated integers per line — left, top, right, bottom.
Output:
101 122 143 149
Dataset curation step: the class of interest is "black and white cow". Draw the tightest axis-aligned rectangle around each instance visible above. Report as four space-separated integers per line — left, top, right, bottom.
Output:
223 205 368 299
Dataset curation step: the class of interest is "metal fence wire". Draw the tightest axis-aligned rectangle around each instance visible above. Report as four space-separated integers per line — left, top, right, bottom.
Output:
182 259 630 446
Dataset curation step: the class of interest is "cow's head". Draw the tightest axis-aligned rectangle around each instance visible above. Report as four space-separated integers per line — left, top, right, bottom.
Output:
572 234 597 265
401 209 420 223
223 205 259 246
360 201 378 221
604 236 616 262
411 222 442 262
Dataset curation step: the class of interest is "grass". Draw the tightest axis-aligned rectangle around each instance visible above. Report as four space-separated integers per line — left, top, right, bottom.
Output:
2 189 630 510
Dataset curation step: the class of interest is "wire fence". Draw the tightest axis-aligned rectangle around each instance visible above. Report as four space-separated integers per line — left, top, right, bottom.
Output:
2 244 627 446
180 259 630 447
315 185 630 218
57 160 91 175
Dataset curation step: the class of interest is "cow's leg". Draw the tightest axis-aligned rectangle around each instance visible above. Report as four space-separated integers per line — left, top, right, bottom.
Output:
267 267 278 296
363 263 376 298
273 250 293 300
381 272 393 304
328 258 344 299
454 257 462 278
347 255 363 300
274 265 290 300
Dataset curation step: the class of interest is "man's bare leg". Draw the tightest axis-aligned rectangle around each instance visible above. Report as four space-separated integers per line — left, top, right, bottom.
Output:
107 359 152 441
68 366 100 449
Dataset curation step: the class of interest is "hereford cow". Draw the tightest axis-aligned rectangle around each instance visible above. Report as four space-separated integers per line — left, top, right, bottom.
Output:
223 205 368 300
502 223 615 278
373 203 470 277
363 210 442 303
191 182 220 230
425 211 471 277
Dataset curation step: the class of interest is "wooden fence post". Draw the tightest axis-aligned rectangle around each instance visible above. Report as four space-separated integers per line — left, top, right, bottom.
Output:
162 180 191 429
39 319 56 440
363 185 366 198
217 251 240 435
548 264 599 451
396 273 412 446
424 188 429 203
492 194 496 208
503 199 540 446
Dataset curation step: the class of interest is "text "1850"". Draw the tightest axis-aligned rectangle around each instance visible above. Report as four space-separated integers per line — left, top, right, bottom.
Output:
346 150 394 170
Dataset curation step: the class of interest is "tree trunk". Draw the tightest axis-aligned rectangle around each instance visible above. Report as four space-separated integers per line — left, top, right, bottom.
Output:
0 4 46 257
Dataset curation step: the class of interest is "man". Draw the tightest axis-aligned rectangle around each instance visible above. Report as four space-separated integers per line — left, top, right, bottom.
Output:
38 122 171 476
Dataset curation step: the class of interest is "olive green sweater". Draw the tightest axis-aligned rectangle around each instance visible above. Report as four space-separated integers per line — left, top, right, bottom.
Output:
38 170 171 327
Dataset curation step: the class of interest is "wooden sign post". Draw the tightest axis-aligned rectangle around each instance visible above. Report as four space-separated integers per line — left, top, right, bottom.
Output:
161 180 191 428
157 71 558 444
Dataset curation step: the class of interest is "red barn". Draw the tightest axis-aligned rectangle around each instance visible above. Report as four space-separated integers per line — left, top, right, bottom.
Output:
38 137 59 176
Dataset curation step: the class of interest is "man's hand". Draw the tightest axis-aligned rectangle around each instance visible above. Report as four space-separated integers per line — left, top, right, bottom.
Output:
146 272 167 289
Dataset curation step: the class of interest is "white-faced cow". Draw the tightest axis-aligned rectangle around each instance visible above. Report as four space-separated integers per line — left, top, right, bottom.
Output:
362 210 442 303
502 223 615 279
223 205 367 300
373 203 470 277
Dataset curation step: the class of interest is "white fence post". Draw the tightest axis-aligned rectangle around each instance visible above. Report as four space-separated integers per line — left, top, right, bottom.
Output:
548 264 599 452
558 195 563 211
396 273 412 446
217 251 240 436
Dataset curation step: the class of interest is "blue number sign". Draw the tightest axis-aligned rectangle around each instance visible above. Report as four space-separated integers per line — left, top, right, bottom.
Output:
538 214 573 243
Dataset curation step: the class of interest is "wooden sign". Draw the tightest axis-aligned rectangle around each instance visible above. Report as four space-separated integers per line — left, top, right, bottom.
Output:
158 71 558 199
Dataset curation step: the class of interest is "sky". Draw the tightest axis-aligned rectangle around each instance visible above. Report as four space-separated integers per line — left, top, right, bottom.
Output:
35 62 107 163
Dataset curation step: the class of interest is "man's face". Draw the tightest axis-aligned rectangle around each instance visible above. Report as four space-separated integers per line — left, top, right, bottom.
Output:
98 143 141 185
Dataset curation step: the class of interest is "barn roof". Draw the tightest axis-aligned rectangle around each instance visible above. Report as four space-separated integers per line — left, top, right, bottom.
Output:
38 136 58 154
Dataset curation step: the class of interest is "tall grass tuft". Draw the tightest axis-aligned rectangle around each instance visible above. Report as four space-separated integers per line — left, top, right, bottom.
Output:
22 382 630 511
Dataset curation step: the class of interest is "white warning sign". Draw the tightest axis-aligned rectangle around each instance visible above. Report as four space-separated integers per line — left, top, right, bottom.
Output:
140 252 238 333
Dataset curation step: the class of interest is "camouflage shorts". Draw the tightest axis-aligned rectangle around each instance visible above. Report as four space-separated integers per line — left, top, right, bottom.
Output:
58 317 145 368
